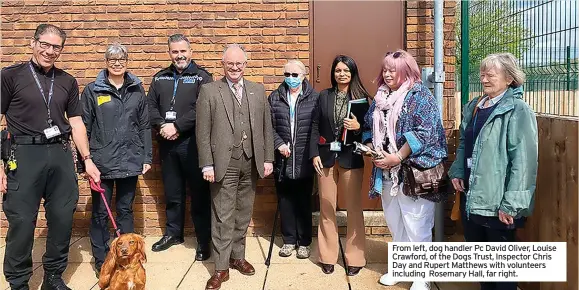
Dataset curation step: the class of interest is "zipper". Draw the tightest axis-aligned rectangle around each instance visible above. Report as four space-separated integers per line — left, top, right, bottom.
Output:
291 96 298 179
465 99 513 220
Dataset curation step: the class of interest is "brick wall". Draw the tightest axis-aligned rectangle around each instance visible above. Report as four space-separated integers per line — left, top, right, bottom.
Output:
0 0 457 238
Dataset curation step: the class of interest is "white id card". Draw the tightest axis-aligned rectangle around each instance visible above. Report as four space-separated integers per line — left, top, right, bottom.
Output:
165 111 177 121
467 158 473 168
330 141 342 152
44 125 61 139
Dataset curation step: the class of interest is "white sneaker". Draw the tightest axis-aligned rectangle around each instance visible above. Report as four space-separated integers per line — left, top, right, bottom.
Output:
378 272 398 286
410 281 431 290
278 244 295 257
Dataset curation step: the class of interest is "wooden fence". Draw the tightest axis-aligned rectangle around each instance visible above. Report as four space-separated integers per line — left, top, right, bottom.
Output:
518 115 578 290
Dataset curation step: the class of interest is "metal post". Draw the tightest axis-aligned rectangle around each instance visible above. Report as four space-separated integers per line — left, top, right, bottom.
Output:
433 0 445 243
567 46 571 91
461 0 470 106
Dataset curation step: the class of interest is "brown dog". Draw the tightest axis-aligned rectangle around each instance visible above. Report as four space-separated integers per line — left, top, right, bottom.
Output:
98 233 147 290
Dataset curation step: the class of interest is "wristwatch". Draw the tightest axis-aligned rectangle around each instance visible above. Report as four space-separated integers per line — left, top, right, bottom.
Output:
82 154 93 161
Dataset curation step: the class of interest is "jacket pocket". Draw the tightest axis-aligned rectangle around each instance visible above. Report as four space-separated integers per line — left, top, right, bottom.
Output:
89 129 113 150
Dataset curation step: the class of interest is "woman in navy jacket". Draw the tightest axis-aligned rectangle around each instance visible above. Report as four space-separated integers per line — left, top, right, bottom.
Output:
80 43 152 276
269 60 319 259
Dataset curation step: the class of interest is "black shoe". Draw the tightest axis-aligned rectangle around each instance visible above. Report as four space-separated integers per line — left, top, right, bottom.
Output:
95 266 101 279
195 243 211 261
151 235 184 252
40 274 71 290
321 263 334 274
347 266 363 276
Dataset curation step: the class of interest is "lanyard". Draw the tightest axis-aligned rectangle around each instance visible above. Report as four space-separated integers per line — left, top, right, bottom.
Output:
170 72 180 110
28 62 55 125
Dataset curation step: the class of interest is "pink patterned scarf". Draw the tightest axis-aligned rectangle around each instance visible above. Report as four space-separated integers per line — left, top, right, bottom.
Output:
372 80 412 196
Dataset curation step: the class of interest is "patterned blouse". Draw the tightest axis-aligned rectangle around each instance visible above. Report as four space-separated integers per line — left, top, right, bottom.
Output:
333 89 349 133
362 83 449 202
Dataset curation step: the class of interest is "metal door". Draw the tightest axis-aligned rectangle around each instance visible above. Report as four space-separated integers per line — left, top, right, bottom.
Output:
311 0 405 210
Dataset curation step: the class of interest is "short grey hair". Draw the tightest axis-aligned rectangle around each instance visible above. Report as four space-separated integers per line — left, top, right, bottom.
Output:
480 53 526 87
168 34 190 46
284 59 307 75
222 43 248 61
105 42 128 60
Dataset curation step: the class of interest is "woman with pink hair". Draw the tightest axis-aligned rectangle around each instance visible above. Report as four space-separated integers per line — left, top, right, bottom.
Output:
362 50 448 290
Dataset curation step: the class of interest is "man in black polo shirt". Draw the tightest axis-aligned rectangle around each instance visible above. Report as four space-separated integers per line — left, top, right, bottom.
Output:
147 34 213 259
1 24 101 290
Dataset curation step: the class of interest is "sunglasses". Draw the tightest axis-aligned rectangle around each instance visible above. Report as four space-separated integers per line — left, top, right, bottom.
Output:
386 51 402 58
284 72 300 77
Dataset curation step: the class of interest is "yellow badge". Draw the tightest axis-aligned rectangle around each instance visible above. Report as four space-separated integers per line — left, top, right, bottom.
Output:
7 160 17 171
97 95 111 106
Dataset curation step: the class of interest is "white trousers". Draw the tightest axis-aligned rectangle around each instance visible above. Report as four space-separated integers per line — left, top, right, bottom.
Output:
381 183 436 243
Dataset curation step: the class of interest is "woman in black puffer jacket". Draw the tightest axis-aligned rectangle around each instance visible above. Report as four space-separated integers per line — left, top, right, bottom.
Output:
269 60 319 259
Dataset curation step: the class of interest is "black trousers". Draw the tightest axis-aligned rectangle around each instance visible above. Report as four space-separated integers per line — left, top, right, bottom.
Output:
461 195 518 290
3 143 78 290
159 136 211 245
89 176 137 269
274 177 313 246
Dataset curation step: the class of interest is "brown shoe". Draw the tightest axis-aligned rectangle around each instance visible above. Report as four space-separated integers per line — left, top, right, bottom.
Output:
206 270 229 290
229 258 256 276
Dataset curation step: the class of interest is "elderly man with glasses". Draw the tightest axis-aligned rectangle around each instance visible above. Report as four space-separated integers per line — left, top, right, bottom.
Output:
196 43 274 290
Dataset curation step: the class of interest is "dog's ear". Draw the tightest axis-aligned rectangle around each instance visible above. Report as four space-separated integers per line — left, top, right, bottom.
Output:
136 234 147 264
98 236 119 289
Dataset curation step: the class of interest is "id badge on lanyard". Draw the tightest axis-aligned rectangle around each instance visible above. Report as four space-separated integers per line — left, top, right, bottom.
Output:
166 73 180 122
330 127 342 152
330 141 342 152
29 63 61 139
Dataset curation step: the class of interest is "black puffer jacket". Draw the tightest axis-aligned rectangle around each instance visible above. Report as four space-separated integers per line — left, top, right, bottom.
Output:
80 69 152 179
269 79 319 180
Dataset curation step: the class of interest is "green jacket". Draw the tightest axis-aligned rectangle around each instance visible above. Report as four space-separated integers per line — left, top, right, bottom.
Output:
449 87 538 219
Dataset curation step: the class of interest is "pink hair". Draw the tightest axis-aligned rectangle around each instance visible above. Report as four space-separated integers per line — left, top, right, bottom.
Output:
375 49 422 89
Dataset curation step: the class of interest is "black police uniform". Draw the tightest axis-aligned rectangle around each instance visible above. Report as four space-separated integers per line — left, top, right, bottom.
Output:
147 61 213 251
1 60 82 289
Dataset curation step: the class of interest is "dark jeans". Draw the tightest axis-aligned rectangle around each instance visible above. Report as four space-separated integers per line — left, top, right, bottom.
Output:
3 143 79 290
461 194 518 290
89 176 137 269
275 177 314 246
159 137 211 245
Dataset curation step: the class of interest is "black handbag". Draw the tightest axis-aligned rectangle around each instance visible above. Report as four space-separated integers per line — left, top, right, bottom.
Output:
401 161 449 196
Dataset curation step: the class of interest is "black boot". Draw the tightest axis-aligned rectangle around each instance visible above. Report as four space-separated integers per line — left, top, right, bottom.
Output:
195 243 211 261
40 274 71 290
151 236 184 252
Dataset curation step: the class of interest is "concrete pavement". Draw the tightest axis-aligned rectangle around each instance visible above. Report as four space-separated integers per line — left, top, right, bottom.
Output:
0 236 481 290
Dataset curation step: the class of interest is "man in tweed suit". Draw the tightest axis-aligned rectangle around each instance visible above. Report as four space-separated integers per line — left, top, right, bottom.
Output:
196 44 274 290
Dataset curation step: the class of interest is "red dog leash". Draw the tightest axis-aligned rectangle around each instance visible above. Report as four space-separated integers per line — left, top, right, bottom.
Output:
90 178 121 238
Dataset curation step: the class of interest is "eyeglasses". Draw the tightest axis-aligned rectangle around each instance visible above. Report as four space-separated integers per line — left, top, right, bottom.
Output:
107 59 127 66
223 61 247 69
284 72 300 77
385 51 402 58
35 39 63 53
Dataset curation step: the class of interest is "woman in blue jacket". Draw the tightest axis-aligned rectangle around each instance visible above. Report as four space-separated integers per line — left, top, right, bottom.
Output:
80 43 152 276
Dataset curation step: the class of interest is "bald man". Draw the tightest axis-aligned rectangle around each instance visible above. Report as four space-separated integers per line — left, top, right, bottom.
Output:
195 44 274 290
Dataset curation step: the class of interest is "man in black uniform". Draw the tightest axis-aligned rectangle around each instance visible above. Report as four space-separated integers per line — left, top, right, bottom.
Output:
1 24 101 290
147 34 213 260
